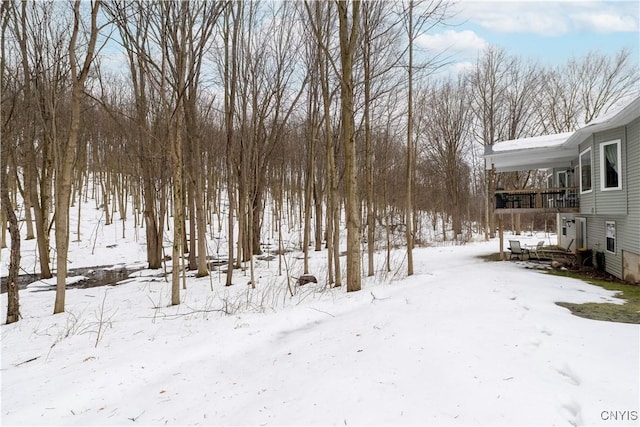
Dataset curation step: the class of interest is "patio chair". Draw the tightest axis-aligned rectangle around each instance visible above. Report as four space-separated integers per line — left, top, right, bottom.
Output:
528 241 545 260
508 240 529 260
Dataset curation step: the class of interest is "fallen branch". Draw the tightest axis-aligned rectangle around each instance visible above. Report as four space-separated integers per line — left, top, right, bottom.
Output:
128 409 145 422
139 308 228 320
309 307 335 317
14 356 40 366
370 292 389 303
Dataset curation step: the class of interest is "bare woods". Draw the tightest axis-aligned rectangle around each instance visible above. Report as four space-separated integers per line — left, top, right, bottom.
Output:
1 1 637 319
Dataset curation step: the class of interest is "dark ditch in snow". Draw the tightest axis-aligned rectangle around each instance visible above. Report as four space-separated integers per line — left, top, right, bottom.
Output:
1 265 146 294
1 257 236 294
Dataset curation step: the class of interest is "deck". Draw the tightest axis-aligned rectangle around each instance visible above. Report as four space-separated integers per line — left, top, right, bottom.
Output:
495 187 579 214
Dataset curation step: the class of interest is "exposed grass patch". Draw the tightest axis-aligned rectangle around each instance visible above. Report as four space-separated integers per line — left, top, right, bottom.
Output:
477 252 504 262
550 270 640 324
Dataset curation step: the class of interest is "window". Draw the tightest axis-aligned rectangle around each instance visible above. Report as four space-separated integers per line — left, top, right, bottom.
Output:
605 221 616 253
557 171 567 188
600 140 622 191
579 148 592 193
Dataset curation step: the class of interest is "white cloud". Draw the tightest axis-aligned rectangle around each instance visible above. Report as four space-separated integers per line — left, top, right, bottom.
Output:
454 0 639 36
571 12 639 33
416 30 488 57
471 10 570 36
451 61 475 74
455 2 571 36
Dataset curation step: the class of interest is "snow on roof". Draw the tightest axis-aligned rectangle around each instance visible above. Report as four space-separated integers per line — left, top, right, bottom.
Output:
491 131 574 153
485 93 639 171
582 89 640 127
487 92 639 160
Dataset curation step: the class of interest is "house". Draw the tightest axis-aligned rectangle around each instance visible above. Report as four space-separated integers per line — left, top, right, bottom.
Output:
485 94 640 284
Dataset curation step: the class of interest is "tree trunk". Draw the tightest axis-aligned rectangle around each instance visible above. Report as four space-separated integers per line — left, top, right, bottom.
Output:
143 179 163 269
303 108 315 274
316 1 335 286
384 167 391 272
488 166 496 238
0 208 5 249
188 180 197 270
12 162 36 241
32 186 52 279
337 0 361 292
53 0 100 314
363 14 374 277
195 172 209 277
405 0 415 276
2 189 20 324
224 2 240 286
251 183 264 256
170 118 185 306
1 125 20 323
313 179 323 252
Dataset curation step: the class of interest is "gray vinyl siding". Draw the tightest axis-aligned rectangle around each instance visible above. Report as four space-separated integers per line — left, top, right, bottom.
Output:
581 118 640 281
593 126 627 215
625 117 640 255
585 215 626 279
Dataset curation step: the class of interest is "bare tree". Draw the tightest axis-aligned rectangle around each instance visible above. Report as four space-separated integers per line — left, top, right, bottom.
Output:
53 0 102 314
151 1 196 304
106 1 224 302
399 0 449 273
181 1 224 279
9 0 73 280
580 49 638 123
499 56 541 235
419 78 472 239
337 0 361 292
0 148 21 324
1 0 20 323
360 0 402 276
222 1 241 286
104 0 168 270
302 20 320 275
537 48 639 132
535 60 582 133
468 46 509 240
403 0 415 275
304 0 342 287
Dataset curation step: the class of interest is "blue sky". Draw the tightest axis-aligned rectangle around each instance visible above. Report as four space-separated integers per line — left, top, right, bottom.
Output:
418 0 639 73
97 0 638 78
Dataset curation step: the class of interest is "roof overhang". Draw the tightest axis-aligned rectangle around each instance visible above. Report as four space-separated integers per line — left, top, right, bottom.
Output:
485 95 640 173
485 132 575 172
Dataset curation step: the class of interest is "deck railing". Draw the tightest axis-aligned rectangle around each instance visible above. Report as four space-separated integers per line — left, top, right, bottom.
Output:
495 187 579 212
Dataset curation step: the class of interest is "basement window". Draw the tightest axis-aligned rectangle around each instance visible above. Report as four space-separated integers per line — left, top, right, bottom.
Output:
606 221 616 254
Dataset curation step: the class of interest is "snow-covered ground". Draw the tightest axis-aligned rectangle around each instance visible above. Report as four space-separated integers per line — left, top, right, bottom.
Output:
1 199 639 426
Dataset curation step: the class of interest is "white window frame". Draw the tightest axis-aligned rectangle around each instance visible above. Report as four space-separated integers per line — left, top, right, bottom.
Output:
605 221 616 254
600 140 622 191
579 147 592 194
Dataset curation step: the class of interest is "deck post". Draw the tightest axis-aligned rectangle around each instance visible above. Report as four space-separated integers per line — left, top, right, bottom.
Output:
498 215 505 260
